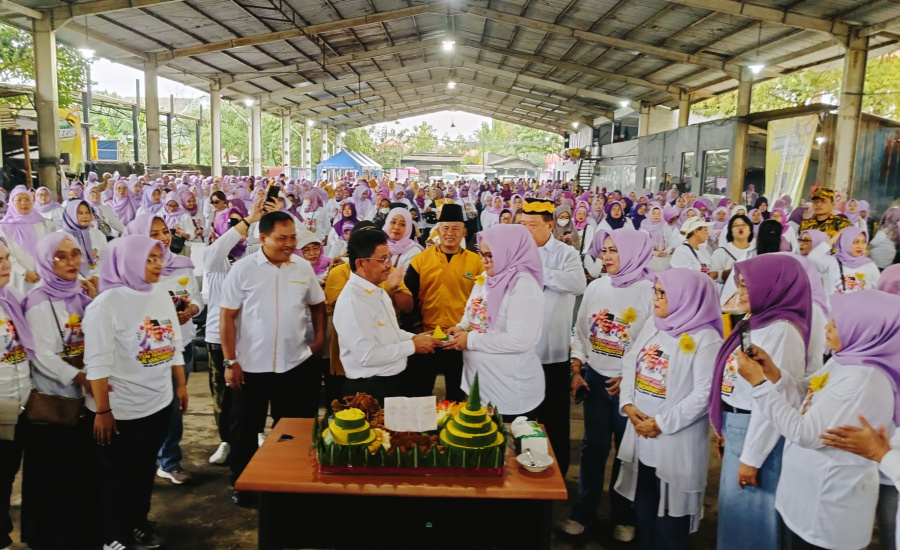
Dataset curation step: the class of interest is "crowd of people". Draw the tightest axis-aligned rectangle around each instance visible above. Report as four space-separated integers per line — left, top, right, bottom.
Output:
0 170 898 550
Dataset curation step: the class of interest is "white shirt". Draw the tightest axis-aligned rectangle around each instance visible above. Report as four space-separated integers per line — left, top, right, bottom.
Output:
870 231 896 269
155 268 203 344
93 203 125 235
0 218 57 294
26 298 86 399
392 247 421 271
669 242 711 273
83 285 185 420
301 208 330 242
809 242 882 296
597 218 634 232
536 236 586 363
38 206 63 229
572 277 654 378
753 361 894 550
219 249 325 373
0 302 31 407
202 227 242 345
333 273 415 379
458 273 546 415
720 321 807 467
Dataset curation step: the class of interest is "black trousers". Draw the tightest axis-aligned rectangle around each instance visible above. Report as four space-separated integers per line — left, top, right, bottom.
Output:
93 406 171 544
229 359 320 484
407 349 465 402
343 371 408 405
207 343 233 444
0 413 25 549
22 416 99 550
538 361 571 477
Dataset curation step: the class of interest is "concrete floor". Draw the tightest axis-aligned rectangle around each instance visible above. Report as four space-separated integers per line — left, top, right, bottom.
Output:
4 361 884 549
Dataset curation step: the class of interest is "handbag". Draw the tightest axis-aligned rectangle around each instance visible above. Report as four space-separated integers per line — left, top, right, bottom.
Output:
170 234 187 254
23 302 84 427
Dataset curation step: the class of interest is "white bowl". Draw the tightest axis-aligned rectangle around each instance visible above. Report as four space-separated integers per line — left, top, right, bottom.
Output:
516 451 554 473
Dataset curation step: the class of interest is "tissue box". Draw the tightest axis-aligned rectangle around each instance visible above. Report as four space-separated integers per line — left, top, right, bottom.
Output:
510 417 549 455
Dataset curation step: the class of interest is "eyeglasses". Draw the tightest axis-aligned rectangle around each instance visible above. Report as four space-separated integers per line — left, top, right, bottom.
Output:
53 249 83 263
798 238 812 244
653 288 666 298
210 200 221 205
146 256 164 266
361 254 393 265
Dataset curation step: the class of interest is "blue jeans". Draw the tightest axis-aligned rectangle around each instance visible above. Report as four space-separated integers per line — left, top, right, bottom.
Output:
635 462 690 550
570 368 634 526
158 342 193 471
878 483 898 550
717 411 784 550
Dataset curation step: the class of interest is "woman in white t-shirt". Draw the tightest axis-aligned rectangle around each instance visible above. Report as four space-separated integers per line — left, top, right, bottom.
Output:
737 290 899 550
617 268 724 548
710 214 754 301
33 186 63 228
809 226 881 296
84 236 187 550
60 200 108 288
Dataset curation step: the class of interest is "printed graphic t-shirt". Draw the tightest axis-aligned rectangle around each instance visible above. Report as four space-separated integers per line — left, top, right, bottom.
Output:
633 332 672 468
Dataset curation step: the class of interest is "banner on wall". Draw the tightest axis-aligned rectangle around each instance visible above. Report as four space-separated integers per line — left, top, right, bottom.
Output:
58 107 82 171
765 114 818 205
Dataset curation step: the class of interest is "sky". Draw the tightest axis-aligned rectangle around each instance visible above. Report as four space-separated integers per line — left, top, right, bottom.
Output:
90 58 491 137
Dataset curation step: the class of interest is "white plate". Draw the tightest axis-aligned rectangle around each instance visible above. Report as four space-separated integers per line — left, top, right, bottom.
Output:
516 451 554 473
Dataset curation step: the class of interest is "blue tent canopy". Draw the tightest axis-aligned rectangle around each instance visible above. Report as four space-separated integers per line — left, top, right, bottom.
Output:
316 149 381 172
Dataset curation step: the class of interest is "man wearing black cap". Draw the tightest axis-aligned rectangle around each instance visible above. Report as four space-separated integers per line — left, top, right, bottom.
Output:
404 203 483 401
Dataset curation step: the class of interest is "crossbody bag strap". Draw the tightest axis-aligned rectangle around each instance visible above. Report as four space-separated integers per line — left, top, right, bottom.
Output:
836 258 846 292
683 242 701 262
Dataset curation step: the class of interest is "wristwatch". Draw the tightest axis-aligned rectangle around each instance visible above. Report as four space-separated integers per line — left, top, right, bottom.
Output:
223 359 237 368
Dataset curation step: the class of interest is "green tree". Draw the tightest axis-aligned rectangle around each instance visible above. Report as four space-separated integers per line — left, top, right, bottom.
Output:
406 121 439 152
342 128 376 155
0 22 88 108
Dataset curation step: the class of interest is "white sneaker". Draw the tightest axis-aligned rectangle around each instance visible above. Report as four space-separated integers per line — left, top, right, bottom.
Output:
613 524 635 542
104 540 136 550
209 441 230 464
258 432 266 447
561 519 585 535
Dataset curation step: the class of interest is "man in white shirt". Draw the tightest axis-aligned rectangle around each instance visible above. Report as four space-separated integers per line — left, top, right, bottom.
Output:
333 229 440 403
219 211 326 507
520 198 587 476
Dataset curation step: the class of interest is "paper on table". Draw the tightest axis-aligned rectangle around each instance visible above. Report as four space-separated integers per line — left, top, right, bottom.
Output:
384 396 437 432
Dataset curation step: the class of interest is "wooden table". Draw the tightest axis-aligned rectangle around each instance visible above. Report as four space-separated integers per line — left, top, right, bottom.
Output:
235 418 568 550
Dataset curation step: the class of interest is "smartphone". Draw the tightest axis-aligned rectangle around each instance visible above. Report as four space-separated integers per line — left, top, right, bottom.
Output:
574 384 588 404
740 328 752 354
265 185 281 205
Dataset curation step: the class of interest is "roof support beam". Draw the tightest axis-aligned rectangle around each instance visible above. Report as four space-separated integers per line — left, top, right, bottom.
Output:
51 0 182 23
156 3 443 62
660 0 849 37
0 0 41 19
860 14 900 37
465 5 743 76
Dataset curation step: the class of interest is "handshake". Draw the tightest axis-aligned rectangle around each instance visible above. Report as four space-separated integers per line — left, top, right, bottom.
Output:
412 333 445 354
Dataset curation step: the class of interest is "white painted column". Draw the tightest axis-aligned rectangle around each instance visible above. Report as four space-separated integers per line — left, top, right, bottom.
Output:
281 112 291 171
210 82 222 176
638 103 651 137
251 102 262 177
32 18 60 192
320 126 329 162
304 122 311 172
831 29 868 198
144 56 161 173
678 91 691 128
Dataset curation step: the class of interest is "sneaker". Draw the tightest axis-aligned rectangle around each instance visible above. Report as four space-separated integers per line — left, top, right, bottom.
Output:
104 541 136 550
258 432 266 447
157 465 192 484
209 441 230 464
560 519 585 535
133 523 165 549
613 524 636 542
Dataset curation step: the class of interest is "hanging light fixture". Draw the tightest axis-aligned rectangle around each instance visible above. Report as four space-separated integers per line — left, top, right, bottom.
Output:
450 110 456 129
748 21 766 75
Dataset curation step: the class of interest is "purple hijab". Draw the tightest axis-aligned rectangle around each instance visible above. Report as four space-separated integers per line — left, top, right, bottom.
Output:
162 191 186 229
774 252 829 316
0 237 34 358
60 200 94 277
332 201 359 236
709 254 812 434
0 186 46 255
180 191 198 217
594 229 655 288
23 232 92 315
476 224 543 327
98 235 166 293
834 226 873 269
878 264 900 296
605 202 627 230
801 229 829 252
122 214 194 276
641 205 667 251
34 187 61 215
385 207 423 256
140 184 164 214
653 268 724 338
212 208 248 259
830 291 900 424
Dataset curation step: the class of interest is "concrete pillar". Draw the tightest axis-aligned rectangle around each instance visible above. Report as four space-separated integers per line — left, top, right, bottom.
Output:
281 112 290 171
336 131 343 151
304 122 311 172
638 103 651 137
144 57 161 174
320 127 329 162
730 67 753 202
250 102 262 177
210 82 221 175
32 18 60 192
831 29 868 199
678 91 691 128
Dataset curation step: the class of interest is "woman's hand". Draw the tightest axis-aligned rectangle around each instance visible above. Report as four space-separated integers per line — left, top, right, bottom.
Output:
80 278 98 299
622 404 648 427
93 412 118 446
385 267 406 290
736 351 766 386
570 359 589 400
635 417 661 438
73 372 93 396
443 331 468 351
821 415 891 462
737 462 758 489
329 257 344 269
24 270 40 284
445 326 465 337
605 376 622 396
176 383 189 414
714 434 725 459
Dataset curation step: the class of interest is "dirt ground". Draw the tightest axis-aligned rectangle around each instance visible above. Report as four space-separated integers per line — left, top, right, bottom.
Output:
4 357 884 550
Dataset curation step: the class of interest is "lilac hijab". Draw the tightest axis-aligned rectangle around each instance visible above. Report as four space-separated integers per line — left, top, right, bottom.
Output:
98 235 166 293
212 208 248 259
162 191 186 229
23 232 92 314
594 229 655 288
34 187 61 214
878 264 900 296
140 185 164 214
476 224 543 327
801 229 829 252
122 214 194 276
834 226 873 269
109 181 138 227
830 291 900 424
641 205 667 251
60 200 94 277
0 186 46 255
0 236 34 358
653 268 724 338
332 201 359 236
709 254 812 434
385 207 423 256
